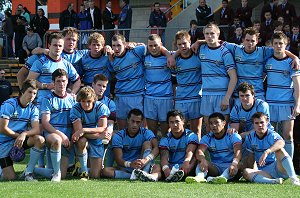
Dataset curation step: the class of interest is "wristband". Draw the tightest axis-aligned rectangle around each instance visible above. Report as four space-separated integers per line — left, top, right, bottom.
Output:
146 153 154 161
107 123 114 129
232 158 239 166
124 161 131 168
162 165 169 171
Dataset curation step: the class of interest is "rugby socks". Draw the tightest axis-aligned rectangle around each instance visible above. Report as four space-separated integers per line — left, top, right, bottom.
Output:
104 144 114 167
37 146 45 167
50 149 61 174
284 140 294 159
281 155 297 178
33 167 53 178
46 148 53 169
78 152 88 173
142 149 152 173
195 164 207 179
26 147 44 174
220 167 233 179
114 170 131 179
251 174 278 184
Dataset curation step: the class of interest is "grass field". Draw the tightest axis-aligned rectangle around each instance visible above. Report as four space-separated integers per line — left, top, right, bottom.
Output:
1 162 300 198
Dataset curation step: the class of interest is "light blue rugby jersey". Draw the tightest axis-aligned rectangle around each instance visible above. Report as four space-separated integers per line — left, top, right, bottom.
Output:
223 42 273 97
24 54 45 70
112 127 156 162
99 96 116 121
265 56 300 106
244 130 283 168
61 49 88 64
144 54 173 99
30 56 80 103
174 53 202 101
230 99 274 132
0 98 39 143
199 44 235 95
200 132 242 164
41 92 76 139
108 45 147 96
159 129 199 165
70 101 110 145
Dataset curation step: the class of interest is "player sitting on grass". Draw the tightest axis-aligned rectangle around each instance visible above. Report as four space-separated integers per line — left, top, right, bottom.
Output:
70 86 110 180
186 112 242 183
0 79 45 181
243 112 300 185
102 109 161 182
159 110 199 182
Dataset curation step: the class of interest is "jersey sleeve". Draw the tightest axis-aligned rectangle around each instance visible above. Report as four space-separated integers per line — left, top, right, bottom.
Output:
30 105 40 122
72 57 83 77
134 45 147 59
230 105 240 123
263 46 274 61
223 41 238 54
40 97 52 115
230 133 242 146
67 62 80 83
70 103 81 123
97 103 111 121
159 137 169 150
257 101 270 119
144 129 156 141
0 101 14 119
244 134 254 153
269 131 283 144
112 132 123 149
188 132 199 145
223 48 236 72
199 134 209 147
30 59 42 73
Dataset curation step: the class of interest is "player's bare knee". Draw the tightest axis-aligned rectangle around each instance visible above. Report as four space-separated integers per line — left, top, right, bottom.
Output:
33 135 45 148
76 137 87 151
102 167 114 178
242 168 252 180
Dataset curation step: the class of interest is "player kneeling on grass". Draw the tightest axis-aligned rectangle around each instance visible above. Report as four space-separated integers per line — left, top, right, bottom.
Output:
159 110 199 182
102 109 161 182
70 86 110 180
0 79 45 181
186 112 242 184
243 112 300 185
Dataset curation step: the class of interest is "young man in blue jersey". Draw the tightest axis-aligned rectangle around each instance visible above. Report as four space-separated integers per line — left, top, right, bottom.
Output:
186 112 242 184
230 82 273 139
173 30 202 139
74 33 112 96
107 34 175 130
92 74 116 167
144 34 173 137
102 109 161 182
198 23 237 132
38 69 77 182
264 31 300 158
0 79 45 181
243 112 300 185
159 110 199 182
70 86 110 180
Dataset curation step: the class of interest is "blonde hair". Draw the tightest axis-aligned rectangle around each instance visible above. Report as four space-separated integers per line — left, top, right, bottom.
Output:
76 86 97 102
88 32 105 46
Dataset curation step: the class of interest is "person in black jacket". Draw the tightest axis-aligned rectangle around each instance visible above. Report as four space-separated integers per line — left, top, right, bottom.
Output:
12 8 27 58
59 3 78 30
149 2 167 44
103 0 117 45
118 0 132 41
0 70 12 106
195 0 214 26
87 0 102 30
2 10 14 58
30 8 49 43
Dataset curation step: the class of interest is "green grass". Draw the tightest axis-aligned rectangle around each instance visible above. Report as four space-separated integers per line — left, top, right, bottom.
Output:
1 163 300 198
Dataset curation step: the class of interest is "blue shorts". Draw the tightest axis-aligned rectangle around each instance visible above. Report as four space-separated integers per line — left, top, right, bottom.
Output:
269 105 293 122
200 95 231 116
87 139 104 159
259 161 288 179
115 95 144 120
44 131 74 157
211 162 231 174
144 97 173 122
175 100 202 120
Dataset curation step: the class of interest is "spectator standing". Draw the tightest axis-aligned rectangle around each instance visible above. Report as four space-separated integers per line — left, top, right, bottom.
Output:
30 8 49 42
219 0 233 26
19 26 42 64
77 4 92 48
261 0 278 22
118 0 132 41
12 8 27 58
276 0 296 26
18 4 31 24
2 10 14 58
188 19 203 44
87 0 102 30
196 0 214 26
59 3 78 30
228 26 243 45
149 2 167 44
0 69 12 106
103 0 118 46
289 24 300 56
236 0 252 28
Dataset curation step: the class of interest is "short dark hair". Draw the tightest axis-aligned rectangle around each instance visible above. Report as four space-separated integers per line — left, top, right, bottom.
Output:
112 34 126 42
208 112 225 121
271 31 288 44
52 68 68 81
167 110 185 123
190 19 197 26
48 32 64 45
237 82 255 95
127 108 144 120
154 2 160 6
243 27 259 38
251 112 269 123
93 74 108 84
21 79 38 94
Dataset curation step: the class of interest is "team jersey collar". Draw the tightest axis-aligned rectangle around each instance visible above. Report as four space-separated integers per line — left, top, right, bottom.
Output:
53 91 68 98
213 130 226 140
47 55 62 62
63 50 74 55
89 51 102 59
242 99 255 112
256 129 268 140
207 45 221 50
17 97 29 108
126 128 141 138
171 129 185 139
272 55 288 61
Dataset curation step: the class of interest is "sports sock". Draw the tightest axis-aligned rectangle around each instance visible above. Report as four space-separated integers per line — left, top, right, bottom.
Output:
251 174 278 184
281 155 297 178
78 152 88 173
46 148 53 169
284 140 294 159
142 149 152 173
37 146 45 167
220 167 234 179
195 164 207 178
50 149 61 174
33 167 53 178
26 147 44 174
114 170 131 179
